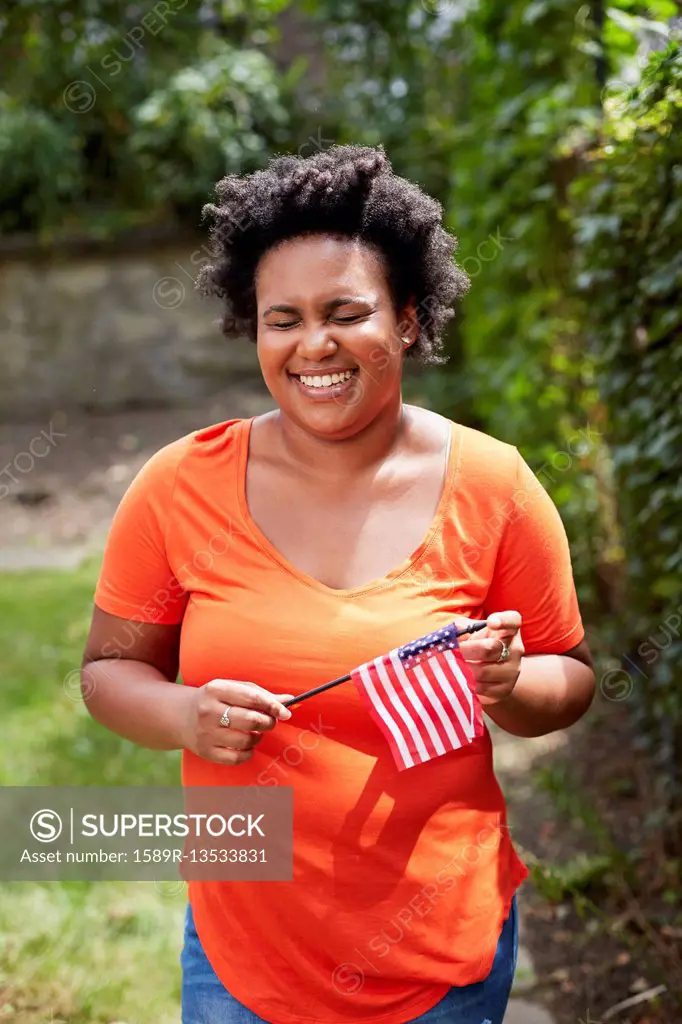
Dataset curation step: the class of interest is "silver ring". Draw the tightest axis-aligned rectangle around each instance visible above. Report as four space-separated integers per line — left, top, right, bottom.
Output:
496 640 511 664
219 706 232 728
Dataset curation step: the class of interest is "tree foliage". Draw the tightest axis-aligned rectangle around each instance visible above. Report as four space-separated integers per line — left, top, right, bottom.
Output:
575 41 682 842
0 0 296 236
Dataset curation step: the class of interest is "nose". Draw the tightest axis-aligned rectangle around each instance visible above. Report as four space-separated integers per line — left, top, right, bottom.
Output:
295 326 338 359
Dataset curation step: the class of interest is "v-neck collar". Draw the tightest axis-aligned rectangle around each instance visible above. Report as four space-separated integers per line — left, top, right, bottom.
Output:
235 415 461 598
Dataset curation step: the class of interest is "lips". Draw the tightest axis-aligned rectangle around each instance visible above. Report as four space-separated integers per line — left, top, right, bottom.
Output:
288 368 357 389
288 367 360 401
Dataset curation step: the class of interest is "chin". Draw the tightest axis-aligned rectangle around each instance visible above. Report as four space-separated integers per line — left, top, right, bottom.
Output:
266 371 371 436
285 399 370 439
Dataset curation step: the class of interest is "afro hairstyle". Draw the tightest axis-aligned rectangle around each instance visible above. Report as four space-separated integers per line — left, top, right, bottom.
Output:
196 144 470 364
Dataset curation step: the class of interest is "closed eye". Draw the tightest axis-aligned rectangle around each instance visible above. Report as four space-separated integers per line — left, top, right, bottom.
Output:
331 312 372 323
267 308 374 329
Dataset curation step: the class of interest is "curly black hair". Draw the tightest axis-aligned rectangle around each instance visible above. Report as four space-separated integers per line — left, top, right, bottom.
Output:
196 144 470 364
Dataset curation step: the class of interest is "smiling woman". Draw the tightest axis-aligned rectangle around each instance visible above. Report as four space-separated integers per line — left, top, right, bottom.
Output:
255 233 422 435
80 143 595 1024
195 146 469 447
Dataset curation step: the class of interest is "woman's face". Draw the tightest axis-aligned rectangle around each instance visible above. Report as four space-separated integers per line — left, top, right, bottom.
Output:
255 234 415 439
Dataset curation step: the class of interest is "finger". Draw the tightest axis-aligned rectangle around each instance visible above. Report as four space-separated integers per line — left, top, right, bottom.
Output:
212 729 264 752
473 664 514 686
459 638 511 663
205 679 293 720
209 745 256 766
213 705 280 733
204 700 277 735
486 611 522 636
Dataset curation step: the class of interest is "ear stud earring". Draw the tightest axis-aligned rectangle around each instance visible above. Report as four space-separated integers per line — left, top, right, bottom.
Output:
401 336 411 346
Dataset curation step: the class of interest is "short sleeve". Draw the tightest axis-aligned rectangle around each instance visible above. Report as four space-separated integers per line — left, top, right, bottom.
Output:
483 450 584 654
93 440 189 625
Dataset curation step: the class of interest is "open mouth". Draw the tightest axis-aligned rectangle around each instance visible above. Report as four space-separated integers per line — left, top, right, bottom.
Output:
287 368 359 397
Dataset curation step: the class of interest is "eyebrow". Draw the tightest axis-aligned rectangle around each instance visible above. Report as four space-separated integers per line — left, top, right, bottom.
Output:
262 296 370 319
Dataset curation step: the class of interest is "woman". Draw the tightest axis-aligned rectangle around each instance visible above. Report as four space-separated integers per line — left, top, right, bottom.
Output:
82 144 595 1024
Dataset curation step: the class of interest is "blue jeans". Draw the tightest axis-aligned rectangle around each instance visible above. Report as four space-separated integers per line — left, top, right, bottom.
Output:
181 896 518 1023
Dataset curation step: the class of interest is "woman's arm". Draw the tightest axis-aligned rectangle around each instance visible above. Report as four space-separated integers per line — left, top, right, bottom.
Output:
79 446 291 763
460 612 596 738
483 640 596 738
81 607 293 762
456 447 596 738
81 608 193 750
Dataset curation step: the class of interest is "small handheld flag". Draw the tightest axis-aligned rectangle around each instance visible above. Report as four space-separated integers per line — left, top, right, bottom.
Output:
283 620 487 771
351 621 485 770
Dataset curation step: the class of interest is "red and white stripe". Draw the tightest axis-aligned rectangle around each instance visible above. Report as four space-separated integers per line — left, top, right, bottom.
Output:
353 648 483 771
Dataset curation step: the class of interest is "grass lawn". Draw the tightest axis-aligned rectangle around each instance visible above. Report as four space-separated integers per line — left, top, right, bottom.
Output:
0 561 185 1023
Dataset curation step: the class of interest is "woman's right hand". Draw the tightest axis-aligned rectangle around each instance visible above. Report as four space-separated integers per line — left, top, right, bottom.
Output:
181 679 295 765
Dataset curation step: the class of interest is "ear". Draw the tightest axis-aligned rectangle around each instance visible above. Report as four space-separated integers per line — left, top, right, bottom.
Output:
397 296 419 350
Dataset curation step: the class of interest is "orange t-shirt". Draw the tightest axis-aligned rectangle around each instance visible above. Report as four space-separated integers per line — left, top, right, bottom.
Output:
94 415 584 1024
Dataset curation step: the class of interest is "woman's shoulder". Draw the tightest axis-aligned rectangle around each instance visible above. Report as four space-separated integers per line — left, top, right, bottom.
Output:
451 420 522 497
131 417 247 491
187 416 247 456
454 419 518 461
407 405 520 490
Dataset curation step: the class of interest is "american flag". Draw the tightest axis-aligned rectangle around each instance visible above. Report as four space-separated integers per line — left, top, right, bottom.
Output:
350 623 484 771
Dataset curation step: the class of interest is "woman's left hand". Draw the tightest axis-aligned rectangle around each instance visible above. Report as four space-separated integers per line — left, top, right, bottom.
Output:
458 611 524 706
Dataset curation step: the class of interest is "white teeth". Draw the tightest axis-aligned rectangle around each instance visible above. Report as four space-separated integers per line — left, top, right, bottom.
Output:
297 369 355 388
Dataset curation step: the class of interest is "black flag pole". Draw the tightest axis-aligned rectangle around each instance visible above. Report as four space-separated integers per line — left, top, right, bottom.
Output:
282 620 489 708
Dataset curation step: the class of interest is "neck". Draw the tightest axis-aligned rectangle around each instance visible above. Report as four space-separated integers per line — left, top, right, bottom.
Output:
274 393 408 478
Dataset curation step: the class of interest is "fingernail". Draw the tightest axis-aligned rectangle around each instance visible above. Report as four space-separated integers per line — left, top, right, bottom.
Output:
488 615 501 628
279 707 292 720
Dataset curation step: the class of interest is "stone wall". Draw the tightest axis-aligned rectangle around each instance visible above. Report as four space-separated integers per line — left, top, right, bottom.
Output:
0 231 259 421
